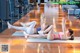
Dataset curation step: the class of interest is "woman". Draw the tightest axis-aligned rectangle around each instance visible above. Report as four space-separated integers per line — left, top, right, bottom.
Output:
26 28 74 40
7 21 52 35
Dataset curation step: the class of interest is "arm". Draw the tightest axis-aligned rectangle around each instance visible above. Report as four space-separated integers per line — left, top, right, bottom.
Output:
61 18 67 39
43 25 53 33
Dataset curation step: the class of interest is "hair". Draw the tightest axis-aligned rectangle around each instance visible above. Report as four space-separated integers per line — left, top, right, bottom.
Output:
68 29 74 35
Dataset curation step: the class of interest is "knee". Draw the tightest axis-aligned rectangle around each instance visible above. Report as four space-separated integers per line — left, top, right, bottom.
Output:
32 21 37 25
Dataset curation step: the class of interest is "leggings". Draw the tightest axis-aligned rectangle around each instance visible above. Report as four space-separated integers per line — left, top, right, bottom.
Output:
10 21 36 34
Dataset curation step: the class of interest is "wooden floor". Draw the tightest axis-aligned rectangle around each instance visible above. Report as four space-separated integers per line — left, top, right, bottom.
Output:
0 4 80 53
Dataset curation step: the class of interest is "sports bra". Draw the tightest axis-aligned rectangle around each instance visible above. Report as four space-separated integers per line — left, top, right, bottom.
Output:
47 32 63 40
52 32 63 40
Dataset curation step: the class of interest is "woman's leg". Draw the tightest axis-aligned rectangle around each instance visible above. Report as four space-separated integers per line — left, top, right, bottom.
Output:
20 21 36 27
38 25 53 35
29 21 36 28
7 21 36 35
7 22 27 31
26 21 36 34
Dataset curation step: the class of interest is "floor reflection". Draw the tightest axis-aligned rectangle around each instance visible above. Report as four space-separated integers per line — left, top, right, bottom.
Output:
0 38 80 53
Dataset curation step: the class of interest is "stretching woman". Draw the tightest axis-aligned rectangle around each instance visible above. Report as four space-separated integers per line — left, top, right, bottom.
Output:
7 21 52 35
26 27 74 40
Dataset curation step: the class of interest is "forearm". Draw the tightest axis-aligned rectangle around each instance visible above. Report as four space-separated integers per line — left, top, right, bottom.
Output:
43 25 53 33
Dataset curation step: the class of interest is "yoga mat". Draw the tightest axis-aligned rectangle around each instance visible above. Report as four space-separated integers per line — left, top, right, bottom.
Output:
27 37 80 43
12 31 24 36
